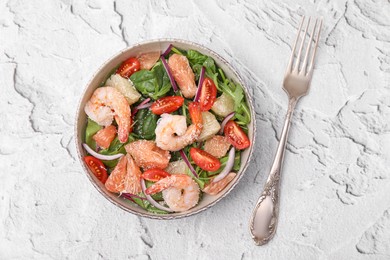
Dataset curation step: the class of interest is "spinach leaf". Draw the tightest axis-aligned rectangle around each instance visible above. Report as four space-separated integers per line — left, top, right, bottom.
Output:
130 62 172 100
134 109 158 140
130 70 158 95
101 158 119 170
150 61 172 99
85 118 102 150
170 151 181 162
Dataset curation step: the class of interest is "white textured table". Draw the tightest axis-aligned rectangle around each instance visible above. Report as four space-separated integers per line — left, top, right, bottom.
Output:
1 0 389 259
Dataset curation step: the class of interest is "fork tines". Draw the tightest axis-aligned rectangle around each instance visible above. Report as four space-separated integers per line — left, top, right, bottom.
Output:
286 16 323 77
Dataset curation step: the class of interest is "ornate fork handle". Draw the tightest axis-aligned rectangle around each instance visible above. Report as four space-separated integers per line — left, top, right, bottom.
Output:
250 97 297 245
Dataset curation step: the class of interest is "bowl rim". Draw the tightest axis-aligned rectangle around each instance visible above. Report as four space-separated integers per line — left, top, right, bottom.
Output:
74 38 257 219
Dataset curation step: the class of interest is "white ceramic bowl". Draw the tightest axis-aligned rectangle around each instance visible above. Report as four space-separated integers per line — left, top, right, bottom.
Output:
75 39 256 219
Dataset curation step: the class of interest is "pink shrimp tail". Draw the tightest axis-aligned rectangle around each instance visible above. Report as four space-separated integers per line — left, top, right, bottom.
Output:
116 115 130 143
145 177 175 195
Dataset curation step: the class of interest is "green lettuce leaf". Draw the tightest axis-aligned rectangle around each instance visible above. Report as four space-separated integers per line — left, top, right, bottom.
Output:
85 118 102 150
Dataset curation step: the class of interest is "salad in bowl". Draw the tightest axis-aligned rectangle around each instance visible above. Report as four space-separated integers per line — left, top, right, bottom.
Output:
76 40 255 218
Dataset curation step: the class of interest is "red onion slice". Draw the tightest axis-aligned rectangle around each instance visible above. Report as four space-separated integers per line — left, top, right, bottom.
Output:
83 143 124 161
141 179 173 212
122 193 147 201
179 149 199 178
135 102 152 110
213 147 235 183
132 98 151 116
162 44 173 57
135 98 151 109
219 112 235 134
122 194 135 203
161 56 178 92
194 66 205 102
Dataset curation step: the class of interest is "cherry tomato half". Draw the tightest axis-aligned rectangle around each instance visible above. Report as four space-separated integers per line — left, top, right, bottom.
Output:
141 168 171 182
116 57 141 78
189 147 221 172
224 120 250 150
199 77 217 111
84 156 108 184
150 96 184 115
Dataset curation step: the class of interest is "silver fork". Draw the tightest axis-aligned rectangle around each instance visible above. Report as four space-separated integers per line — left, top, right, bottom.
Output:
249 16 323 246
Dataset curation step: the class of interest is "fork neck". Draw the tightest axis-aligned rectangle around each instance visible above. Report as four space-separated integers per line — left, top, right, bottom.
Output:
268 97 297 180
286 97 298 118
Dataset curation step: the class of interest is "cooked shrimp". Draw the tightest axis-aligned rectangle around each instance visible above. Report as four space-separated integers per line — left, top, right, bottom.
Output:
155 114 201 151
145 174 200 212
84 87 131 143
168 54 197 98
155 102 203 151
203 172 236 195
125 140 170 170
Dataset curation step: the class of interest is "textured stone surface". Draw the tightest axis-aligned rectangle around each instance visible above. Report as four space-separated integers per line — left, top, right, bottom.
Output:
1 0 389 259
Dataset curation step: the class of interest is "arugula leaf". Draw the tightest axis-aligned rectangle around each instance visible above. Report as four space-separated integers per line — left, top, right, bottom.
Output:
192 175 205 190
232 82 244 111
145 180 163 201
85 118 102 150
203 57 216 73
171 47 184 56
99 134 135 156
186 50 208 66
192 64 203 80
184 163 205 189
218 68 226 82
130 194 168 214
145 204 169 214
218 79 250 125
233 150 241 171
98 134 136 170
208 151 241 176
